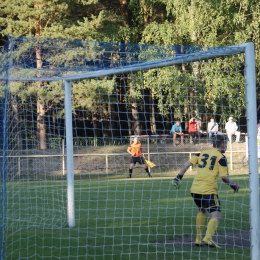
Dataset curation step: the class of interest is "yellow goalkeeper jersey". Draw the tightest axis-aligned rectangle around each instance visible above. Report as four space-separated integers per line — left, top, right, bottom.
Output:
189 148 228 195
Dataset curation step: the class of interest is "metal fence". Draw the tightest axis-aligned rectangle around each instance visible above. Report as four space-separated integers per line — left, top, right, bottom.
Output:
6 134 248 180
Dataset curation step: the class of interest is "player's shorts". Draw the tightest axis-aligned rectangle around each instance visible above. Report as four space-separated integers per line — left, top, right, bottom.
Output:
131 156 145 165
191 193 221 213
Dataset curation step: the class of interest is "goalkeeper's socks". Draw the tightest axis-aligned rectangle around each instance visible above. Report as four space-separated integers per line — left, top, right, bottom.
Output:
204 218 219 240
195 211 206 245
128 169 132 178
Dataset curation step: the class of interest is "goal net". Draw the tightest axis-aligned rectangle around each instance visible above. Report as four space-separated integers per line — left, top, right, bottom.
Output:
0 37 259 260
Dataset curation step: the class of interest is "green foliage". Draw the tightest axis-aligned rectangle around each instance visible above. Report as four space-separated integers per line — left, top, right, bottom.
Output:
195 55 246 122
141 0 260 85
72 78 116 117
123 50 246 121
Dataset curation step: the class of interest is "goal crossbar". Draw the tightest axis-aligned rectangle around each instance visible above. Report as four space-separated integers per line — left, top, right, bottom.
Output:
2 43 248 82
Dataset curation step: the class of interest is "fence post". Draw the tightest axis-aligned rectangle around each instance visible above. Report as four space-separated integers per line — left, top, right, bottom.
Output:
106 154 108 174
229 142 233 170
189 152 192 171
147 137 150 161
18 156 20 176
62 139 65 176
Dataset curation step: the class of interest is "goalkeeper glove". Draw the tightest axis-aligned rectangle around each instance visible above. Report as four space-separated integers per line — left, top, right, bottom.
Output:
172 174 183 189
229 182 239 193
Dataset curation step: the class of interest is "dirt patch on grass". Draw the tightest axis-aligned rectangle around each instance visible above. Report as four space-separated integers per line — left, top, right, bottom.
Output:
164 231 250 248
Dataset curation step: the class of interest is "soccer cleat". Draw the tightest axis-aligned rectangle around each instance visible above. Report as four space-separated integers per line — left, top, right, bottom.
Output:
195 238 203 247
202 238 221 248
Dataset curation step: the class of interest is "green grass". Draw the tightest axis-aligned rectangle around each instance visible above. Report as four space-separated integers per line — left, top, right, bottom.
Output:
5 175 251 260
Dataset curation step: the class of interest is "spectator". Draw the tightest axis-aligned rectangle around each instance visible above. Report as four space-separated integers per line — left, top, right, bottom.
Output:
207 118 219 144
170 120 184 146
188 117 200 144
225 117 240 143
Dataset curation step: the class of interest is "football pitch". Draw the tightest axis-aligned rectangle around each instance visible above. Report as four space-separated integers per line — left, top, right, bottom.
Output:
5 175 251 260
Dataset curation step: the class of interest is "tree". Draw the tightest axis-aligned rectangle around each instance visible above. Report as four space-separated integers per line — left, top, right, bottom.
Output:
0 0 74 148
0 0 259 138
140 0 260 125
0 0 126 147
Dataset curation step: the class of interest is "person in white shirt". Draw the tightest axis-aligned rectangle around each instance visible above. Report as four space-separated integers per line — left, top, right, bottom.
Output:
225 117 240 143
207 118 219 144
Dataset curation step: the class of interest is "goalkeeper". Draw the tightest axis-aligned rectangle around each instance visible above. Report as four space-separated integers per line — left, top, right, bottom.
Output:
127 136 152 178
172 134 239 248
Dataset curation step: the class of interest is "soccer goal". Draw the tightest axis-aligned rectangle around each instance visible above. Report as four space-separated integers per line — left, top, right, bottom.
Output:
0 37 259 260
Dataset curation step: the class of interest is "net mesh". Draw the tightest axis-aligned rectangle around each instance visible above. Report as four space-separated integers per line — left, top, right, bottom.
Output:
0 36 252 260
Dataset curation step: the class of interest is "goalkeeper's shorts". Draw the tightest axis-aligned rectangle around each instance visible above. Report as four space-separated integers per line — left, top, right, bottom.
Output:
191 193 221 213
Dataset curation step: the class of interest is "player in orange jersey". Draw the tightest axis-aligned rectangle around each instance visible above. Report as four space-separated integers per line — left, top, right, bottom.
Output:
127 136 152 178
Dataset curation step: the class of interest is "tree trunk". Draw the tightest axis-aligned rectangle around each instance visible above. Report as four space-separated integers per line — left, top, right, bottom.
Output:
35 21 47 149
149 90 156 134
131 102 141 135
11 95 22 150
37 99 47 149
